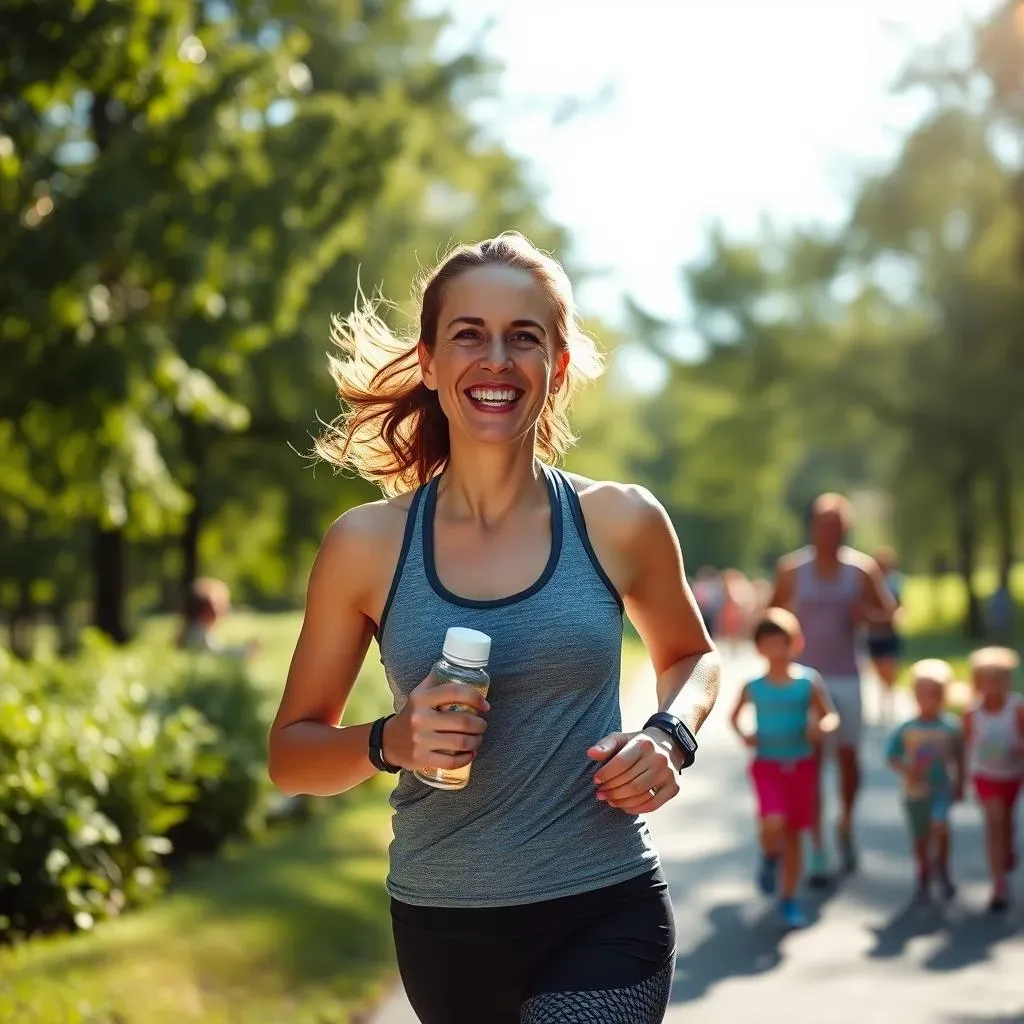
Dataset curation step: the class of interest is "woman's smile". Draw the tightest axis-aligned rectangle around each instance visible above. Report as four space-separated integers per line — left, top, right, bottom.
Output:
463 384 525 414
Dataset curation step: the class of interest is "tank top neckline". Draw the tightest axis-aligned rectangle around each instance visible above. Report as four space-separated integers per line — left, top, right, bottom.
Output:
422 462 564 610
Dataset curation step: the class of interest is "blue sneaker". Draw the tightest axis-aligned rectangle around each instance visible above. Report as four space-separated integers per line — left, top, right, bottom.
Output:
779 898 809 929
757 855 778 895
807 847 829 889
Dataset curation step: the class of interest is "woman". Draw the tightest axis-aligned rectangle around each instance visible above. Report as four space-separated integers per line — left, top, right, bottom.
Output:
867 545 903 725
268 233 720 1024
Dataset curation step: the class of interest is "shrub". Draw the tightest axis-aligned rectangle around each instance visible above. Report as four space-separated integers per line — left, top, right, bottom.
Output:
0 633 272 939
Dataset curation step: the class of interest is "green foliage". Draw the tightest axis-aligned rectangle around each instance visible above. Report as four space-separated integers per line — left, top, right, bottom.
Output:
0 0 566 640
0 633 270 939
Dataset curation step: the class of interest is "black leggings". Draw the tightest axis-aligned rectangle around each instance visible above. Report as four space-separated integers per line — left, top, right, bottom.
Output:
391 867 676 1024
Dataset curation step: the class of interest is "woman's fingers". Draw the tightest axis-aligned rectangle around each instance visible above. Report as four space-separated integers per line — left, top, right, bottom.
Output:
602 773 679 812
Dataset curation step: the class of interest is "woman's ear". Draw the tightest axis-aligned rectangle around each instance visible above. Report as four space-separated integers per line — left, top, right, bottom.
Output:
418 340 437 391
551 347 570 393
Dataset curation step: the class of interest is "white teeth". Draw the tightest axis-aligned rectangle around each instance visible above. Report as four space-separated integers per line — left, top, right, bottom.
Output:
468 388 519 403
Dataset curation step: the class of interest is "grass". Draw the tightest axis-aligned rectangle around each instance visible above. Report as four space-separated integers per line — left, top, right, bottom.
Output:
2 613 649 1023
0 786 396 1024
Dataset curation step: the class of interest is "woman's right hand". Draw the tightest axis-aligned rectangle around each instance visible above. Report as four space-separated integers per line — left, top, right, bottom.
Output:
383 676 490 771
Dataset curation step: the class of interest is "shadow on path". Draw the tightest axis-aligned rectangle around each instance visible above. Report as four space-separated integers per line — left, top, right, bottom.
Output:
670 882 842 1004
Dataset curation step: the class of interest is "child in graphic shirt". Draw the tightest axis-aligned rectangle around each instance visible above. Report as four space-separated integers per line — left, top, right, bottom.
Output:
963 646 1024 912
886 659 964 903
730 608 839 929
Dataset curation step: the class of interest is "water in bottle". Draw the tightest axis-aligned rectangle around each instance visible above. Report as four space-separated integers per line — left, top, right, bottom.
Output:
414 626 491 791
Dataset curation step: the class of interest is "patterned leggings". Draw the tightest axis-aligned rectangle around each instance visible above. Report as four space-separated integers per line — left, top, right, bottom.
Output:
391 868 675 1024
520 960 674 1023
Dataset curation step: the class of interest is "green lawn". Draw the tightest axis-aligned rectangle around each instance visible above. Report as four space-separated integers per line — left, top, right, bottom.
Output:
2 614 650 1023
895 569 1023 684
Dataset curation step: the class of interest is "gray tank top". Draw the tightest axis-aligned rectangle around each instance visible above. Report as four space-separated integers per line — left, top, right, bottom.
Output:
792 548 861 679
377 465 657 908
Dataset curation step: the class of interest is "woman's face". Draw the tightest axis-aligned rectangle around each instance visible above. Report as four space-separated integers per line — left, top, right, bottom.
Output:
420 265 568 449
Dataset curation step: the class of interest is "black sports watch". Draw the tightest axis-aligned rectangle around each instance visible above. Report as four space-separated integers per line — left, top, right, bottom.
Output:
369 715 401 774
643 712 698 771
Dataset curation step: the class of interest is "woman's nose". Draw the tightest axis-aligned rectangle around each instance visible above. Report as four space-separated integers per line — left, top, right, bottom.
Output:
478 333 512 370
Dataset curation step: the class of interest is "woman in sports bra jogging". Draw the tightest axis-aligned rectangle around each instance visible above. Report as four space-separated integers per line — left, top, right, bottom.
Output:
268 233 720 1024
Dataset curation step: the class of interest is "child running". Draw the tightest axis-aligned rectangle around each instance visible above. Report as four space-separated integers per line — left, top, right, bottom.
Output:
963 646 1024 912
886 659 963 904
730 608 839 928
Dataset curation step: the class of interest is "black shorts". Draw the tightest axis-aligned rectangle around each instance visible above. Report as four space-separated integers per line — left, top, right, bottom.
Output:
390 866 676 1024
867 632 902 660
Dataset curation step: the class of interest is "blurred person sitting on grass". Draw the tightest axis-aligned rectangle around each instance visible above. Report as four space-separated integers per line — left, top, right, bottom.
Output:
178 577 259 660
963 646 1024 913
730 607 839 930
886 659 963 905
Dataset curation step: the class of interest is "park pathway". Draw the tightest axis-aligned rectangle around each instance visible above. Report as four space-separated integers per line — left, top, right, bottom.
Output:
371 646 1024 1024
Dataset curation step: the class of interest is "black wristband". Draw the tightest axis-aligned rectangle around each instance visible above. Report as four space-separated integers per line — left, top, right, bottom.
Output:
644 712 698 771
369 715 400 774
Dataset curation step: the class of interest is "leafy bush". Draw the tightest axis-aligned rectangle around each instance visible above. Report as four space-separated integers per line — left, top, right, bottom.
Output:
0 633 273 939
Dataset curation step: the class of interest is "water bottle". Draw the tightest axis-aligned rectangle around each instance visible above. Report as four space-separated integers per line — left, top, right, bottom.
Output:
414 626 491 791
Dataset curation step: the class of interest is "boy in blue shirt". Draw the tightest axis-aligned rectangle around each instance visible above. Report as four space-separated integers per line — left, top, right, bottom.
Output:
886 659 964 903
731 608 839 928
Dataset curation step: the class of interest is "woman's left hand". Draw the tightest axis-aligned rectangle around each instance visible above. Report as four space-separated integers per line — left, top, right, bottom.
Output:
587 729 681 814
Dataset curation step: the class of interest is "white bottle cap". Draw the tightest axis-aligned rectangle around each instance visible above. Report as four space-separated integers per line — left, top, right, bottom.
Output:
443 626 491 668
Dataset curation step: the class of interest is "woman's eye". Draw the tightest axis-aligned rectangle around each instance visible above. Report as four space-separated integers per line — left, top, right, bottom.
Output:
510 332 540 345
455 329 482 341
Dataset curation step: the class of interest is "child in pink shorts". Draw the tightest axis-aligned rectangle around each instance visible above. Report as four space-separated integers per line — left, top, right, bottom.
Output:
730 608 839 928
963 647 1024 912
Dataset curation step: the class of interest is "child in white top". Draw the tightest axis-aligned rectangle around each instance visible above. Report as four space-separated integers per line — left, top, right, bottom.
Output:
963 647 1024 912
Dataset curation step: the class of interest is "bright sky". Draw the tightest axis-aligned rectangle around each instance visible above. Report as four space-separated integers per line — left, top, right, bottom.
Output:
428 0 990 381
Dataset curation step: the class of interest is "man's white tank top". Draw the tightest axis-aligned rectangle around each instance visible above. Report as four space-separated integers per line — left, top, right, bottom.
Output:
968 692 1024 780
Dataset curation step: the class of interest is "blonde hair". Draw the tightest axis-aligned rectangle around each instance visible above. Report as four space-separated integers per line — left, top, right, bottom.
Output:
969 646 1020 674
911 658 955 687
315 232 604 496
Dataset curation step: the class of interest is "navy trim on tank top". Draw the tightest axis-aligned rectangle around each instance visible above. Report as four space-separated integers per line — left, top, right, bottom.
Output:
376 485 426 639
556 471 625 611
422 463 563 609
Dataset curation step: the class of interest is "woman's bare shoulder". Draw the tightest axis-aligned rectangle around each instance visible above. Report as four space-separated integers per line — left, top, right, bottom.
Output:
316 490 419 599
559 471 665 542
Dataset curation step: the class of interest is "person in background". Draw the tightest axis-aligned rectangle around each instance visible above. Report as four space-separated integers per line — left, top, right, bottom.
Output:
178 577 259 659
730 608 839 929
715 569 756 655
963 646 1024 912
692 566 723 639
867 545 904 726
886 659 963 905
770 493 897 885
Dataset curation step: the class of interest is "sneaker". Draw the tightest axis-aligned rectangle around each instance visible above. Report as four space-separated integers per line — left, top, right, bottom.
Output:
937 875 957 902
807 847 829 889
837 826 857 874
779 897 809 929
988 882 1011 913
757 855 778 896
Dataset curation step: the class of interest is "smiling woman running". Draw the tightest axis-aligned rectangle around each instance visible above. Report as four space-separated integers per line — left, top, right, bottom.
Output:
268 233 720 1024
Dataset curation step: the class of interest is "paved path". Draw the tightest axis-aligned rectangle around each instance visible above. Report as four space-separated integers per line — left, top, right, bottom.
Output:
372 648 1024 1024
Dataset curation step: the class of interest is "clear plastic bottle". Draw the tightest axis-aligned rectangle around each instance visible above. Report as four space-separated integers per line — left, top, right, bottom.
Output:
414 626 491 791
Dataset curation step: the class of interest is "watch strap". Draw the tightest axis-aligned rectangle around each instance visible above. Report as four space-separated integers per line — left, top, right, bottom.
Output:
644 712 698 771
369 715 401 774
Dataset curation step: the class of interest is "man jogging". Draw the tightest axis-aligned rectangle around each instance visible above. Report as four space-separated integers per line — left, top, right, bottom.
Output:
770 493 896 885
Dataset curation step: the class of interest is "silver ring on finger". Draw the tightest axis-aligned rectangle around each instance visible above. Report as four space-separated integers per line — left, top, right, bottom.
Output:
648 787 658 798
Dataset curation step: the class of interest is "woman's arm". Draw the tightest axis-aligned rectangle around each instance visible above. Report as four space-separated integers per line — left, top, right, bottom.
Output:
586 485 721 813
268 512 383 797
621 489 720 736
268 505 489 798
